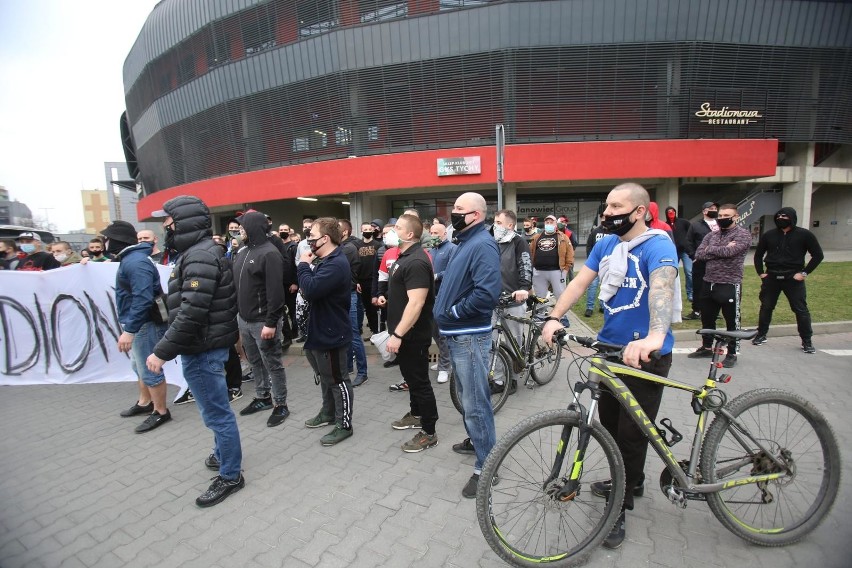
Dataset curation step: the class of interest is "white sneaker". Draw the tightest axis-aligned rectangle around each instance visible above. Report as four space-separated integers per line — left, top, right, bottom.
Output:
437 371 449 384
430 363 439 371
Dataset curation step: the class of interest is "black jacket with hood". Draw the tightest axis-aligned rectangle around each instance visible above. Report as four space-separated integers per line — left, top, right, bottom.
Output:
233 211 285 327
664 207 694 257
153 196 238 360
754 207 824 276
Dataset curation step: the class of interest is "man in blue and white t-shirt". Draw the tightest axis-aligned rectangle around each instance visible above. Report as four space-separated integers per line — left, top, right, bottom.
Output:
542 182 679 550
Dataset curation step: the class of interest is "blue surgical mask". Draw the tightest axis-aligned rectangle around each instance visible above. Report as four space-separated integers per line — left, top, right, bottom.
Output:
20 243 36 254
544 224 556 233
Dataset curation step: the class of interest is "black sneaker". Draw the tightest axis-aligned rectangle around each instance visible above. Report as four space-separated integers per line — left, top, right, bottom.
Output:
802 341 816 354
687 347 713 359
590 477 645 498
722 354 738 368
120 401 153 417
683 311 701 321
174 390 195 405
135 410 172 433
228 388 243 403
452 438 476 455
462 473 499 499
602 510 626 549
195 474 245 508
241 371 254 383
352 374 369 387
584 309 593 317
383 359 400 368
280 337 292 351
240 397 273 416
267 405 290 427
204 453 220 471
752 335 768 346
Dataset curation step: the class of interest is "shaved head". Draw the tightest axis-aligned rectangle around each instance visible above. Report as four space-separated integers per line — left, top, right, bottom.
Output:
456 192 487 215
610 183 650 209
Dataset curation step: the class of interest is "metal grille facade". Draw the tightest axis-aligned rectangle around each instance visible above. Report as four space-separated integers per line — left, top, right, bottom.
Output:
123 0 852 196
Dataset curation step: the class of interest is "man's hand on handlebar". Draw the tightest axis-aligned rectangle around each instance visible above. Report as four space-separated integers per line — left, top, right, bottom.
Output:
542 319 564 345
622 335 664 369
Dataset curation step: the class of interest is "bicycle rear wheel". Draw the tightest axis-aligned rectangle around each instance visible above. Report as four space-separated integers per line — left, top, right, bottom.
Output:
529 328 563 385
700 388 841 546
449 347 512 415
477 409 624 567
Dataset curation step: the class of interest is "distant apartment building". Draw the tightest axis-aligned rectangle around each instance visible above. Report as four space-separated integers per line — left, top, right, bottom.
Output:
81 190 111 235
0 184 35 226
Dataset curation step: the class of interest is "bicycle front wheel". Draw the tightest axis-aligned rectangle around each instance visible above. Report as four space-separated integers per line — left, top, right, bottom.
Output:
530 328 563 385
477 409 625 567
449 347 512 416
700 388 841 546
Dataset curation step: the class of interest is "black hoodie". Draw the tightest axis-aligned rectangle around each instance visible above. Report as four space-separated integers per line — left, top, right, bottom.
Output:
754 207 824 276
152 195 238 360
233 211 285 327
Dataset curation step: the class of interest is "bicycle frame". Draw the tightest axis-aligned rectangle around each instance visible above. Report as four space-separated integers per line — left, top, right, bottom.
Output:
494 301 551 374
566 339 790 498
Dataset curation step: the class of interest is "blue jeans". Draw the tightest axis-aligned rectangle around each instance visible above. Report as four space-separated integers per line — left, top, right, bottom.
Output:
130 321 167 386
679 251 693 300
347 292 368 377
585 276 603 312
182 347 242 480
447 332 496 472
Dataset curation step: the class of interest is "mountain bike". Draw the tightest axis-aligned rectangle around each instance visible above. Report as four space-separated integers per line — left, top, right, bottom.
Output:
476 329 840 567
449 295 563 415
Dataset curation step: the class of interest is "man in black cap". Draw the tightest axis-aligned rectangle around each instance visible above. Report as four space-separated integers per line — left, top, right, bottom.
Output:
684 202 719 320
357 220 381 335
14 232 60 271
146 196 244 507
105 220 172 433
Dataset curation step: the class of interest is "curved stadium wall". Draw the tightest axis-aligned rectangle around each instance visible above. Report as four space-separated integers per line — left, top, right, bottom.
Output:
123 0 852 198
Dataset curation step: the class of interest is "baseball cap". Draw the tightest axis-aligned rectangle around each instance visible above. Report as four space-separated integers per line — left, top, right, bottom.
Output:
544 214 557 222
702 201 719 210
16 231 42 241
150 209 169 218
371 218 384 229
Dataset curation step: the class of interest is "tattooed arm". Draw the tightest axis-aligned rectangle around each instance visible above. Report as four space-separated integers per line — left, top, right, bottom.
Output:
622 265 677 368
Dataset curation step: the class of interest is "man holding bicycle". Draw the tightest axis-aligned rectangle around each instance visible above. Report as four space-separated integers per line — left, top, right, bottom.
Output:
542 183 679 549
434 192 502 499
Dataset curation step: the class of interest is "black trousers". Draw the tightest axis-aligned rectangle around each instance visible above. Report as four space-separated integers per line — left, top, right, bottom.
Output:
283 289 298 337
698 282 742 353
598 353 672 511
224 345 242 390
757 276 813 340
690 260 706 315
358 280 378 334
398 341 438 435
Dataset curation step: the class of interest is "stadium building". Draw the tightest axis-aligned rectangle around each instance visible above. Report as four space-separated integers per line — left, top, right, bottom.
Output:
123 0 852 247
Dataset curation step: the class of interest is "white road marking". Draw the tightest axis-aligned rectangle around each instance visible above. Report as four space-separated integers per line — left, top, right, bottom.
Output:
820 350 852 356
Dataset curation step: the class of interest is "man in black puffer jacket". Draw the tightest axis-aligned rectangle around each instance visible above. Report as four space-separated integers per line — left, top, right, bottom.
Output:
146 195 244 508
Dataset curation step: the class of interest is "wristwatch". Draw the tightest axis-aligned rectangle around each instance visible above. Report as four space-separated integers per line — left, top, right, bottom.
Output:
544 316 561 323
391 331 403 339
801 271 808 277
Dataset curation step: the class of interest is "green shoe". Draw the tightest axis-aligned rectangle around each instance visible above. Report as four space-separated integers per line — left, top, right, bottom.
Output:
305 412 334 429
320 425 353 446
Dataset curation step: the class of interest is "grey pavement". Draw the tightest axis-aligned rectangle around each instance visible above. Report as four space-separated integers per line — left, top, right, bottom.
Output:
1 330 851 568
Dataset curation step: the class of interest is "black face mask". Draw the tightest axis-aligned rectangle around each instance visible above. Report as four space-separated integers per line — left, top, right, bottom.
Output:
450 211 473 232
362 232 373 240
775 217 792 229
88 249 104 257
706 210 719 219
106 239 127 256
279 232 289 240
307 237 324 253
717 217 734 229
303 227 312 237
164 226 176 251
600 207 639 237
373 229 382 238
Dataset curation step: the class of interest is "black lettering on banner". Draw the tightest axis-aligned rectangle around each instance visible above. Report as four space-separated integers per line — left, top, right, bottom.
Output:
33 295 52 373
50 294 93 374
85 291 119 362
0 296 40 375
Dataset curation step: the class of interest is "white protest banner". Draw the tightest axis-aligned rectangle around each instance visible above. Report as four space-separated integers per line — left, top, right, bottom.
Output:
0 263 186 396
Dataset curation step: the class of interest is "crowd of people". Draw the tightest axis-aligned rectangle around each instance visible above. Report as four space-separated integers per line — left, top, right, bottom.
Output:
1 188 826 540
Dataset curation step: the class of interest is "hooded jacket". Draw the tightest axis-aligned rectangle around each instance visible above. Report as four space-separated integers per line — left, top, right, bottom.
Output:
647 202 673 234
754 207 824 276
152 196 238 360
664 207 693 256
115 241 160 334
233 211 285 327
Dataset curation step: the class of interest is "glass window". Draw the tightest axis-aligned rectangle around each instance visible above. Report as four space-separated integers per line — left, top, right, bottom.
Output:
367 125 379 141
361 1 408 23
335 127 352 146
293 137 309 152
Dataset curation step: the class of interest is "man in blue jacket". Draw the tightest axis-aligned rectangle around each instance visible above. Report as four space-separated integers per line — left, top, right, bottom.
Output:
298 217 355 446
107 220 171 433
433 192 502 498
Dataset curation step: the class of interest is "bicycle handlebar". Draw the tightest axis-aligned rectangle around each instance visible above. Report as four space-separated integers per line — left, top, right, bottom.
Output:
555 330 662 361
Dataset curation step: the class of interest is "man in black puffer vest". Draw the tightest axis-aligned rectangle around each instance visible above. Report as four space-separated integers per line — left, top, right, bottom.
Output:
146 195 244 508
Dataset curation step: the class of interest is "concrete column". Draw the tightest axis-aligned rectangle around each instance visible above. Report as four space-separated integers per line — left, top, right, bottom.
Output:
655 179 679 219
783 143 815 228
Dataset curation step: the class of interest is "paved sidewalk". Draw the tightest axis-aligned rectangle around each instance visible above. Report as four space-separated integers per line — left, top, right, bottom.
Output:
1 332 850 568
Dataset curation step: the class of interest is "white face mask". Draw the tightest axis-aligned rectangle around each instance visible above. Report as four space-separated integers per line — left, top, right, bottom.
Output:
383 230 399 248
54 253 69 262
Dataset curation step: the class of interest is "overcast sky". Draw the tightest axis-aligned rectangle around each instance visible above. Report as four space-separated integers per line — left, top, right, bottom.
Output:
0 0 160 232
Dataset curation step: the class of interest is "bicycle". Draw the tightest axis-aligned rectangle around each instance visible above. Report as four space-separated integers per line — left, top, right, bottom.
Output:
448 294 564 415
476 329 841 567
